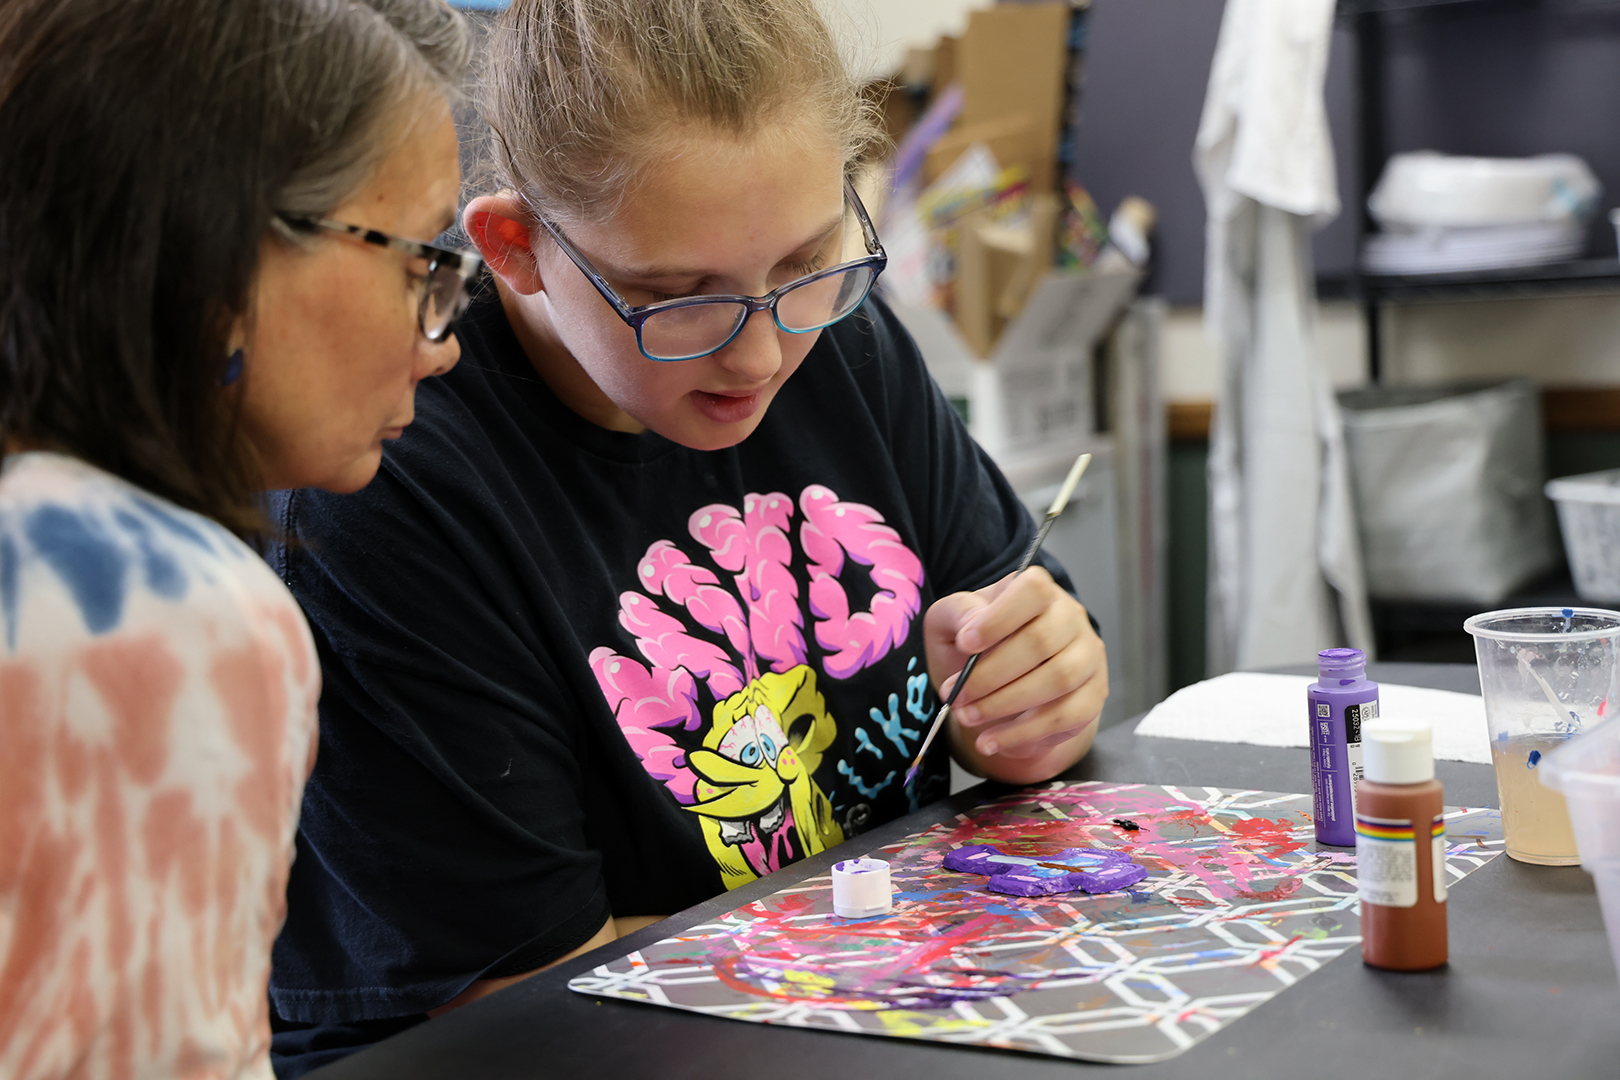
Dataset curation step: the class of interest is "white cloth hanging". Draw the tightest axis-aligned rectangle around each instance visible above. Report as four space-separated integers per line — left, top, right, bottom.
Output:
1194 0 1373 672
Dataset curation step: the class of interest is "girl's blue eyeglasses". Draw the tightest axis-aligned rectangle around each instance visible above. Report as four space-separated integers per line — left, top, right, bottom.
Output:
534 181 886 362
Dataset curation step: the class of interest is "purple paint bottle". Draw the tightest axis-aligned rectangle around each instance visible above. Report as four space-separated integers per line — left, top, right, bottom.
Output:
1308 648 1377 847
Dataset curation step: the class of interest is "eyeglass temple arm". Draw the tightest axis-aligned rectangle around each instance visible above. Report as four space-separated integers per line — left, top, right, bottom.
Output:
533 218 637 320
843 180 883 256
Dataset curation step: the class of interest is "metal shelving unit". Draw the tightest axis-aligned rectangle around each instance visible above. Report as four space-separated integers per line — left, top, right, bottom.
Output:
1333 0 1618 661
1337 0 1518 13
1335 0 1620 379
1368 568 1584 663
1362 257 1620 303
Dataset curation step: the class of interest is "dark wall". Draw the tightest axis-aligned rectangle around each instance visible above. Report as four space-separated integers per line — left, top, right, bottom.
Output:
1070 0 1359 304
1068 0 1226 304
1166 442 1210 691
1071 0 1620 305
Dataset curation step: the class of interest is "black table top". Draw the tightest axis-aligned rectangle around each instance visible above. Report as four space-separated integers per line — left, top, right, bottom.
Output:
311 663 1620 1079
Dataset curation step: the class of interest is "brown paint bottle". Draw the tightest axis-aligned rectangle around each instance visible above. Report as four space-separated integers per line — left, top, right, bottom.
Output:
1357 720 1448 971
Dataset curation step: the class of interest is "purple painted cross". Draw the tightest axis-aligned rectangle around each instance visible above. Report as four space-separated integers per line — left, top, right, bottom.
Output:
941 844 1149 897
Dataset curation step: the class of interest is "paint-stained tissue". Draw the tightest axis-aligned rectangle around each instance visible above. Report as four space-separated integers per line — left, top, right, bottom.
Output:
570 781 1504 1064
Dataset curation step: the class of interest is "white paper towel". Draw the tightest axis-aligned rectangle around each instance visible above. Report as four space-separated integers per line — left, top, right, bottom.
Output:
1134 672 1491 764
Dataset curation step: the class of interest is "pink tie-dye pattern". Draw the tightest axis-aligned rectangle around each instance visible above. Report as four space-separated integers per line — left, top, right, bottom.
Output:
593 485 926 800
0 453 319 1080
799 485 925 679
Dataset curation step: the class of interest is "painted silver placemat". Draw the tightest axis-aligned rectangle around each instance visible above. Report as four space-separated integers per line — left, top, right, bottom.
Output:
570 781 1503 1064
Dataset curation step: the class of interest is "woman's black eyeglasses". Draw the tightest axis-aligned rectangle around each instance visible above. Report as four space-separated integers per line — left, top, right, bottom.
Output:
278 216 483 343
533 181 887 362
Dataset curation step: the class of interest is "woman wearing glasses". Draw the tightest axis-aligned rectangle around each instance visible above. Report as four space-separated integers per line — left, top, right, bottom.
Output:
0 1 476 1077
267 0 1108 1070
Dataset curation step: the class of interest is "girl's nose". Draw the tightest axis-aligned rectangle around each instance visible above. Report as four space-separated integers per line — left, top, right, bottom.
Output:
714 308 782 383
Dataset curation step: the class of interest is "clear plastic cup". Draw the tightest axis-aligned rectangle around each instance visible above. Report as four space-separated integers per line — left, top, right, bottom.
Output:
1538 714 1620 979
1463 607 1620 865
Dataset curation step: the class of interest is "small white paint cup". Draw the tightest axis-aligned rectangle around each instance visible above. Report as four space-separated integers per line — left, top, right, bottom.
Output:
831 857 893 919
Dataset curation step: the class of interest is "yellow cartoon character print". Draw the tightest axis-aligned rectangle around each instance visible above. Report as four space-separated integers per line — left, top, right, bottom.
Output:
686 666 845 889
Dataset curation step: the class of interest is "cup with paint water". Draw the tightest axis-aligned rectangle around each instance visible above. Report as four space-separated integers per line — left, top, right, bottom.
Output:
1464 607 1620 865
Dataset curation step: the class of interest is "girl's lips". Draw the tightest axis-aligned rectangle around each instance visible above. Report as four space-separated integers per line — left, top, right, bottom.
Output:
690 389 764 425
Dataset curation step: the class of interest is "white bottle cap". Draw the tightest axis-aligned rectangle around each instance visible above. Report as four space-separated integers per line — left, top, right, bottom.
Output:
831 857 893 919
1361 719 1435 784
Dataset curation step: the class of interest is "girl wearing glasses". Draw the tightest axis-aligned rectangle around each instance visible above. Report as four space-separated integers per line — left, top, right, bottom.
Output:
0 1 474 1077
268 0 1108 1069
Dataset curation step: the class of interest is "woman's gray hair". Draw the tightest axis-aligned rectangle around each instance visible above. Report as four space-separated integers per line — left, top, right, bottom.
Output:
0 0 472 534
273 0 472 232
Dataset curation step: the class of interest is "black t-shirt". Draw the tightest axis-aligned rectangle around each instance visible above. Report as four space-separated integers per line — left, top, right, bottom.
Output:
266 288 1074 1066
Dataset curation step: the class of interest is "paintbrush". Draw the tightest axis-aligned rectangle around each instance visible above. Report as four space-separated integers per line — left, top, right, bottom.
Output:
903 452 1092 789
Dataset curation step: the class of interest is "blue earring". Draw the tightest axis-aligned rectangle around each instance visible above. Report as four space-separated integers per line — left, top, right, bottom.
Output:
223 348 244 387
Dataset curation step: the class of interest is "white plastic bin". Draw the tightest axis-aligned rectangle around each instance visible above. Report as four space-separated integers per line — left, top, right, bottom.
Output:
1339 379 1555 602
1539 713 1620 981
1546 469 1620 602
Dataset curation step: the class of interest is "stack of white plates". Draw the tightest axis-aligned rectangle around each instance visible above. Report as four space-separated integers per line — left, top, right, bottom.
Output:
1363 152 1599 276
1362 221 1586 275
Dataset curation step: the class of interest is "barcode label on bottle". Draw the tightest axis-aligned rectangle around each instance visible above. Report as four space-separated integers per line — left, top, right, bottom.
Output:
1344 701 1374 812
1344 699 1376 743
1356 814 1416 908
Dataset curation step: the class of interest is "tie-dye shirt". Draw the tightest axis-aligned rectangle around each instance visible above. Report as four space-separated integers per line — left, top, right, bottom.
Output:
0 452 320 1080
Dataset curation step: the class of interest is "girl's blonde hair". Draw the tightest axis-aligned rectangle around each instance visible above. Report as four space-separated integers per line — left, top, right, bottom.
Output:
481 0 882 226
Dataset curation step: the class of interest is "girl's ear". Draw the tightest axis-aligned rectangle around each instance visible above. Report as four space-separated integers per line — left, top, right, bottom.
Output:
464 194 545 295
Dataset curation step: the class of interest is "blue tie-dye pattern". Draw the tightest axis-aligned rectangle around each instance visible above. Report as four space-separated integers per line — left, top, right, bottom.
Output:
25 504 130 635
114 509 187 599
0 533 17 653
132 494 216 553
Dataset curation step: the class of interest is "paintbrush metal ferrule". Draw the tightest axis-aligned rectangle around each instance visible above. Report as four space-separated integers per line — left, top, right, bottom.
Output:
1047 452 1090 519
903 452 1091 787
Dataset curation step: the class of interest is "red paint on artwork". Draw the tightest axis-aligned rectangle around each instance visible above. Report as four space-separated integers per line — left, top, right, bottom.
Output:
1227 816 1307 857
1231 879 1304 904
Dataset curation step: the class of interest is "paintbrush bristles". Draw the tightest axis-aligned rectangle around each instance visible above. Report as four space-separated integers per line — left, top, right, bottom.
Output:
903 702 952 784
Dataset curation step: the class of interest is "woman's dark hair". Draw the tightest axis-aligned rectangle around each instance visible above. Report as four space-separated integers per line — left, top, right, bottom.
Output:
0 0 470 534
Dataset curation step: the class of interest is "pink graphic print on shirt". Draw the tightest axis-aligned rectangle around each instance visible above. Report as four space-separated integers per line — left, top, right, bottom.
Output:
590 485 925 888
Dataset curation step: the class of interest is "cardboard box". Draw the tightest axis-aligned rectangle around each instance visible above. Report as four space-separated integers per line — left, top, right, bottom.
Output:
954 210 1027 357
959 2 1072 194
888 266 1140 460
921 113 1040 188
950 193 1065 359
